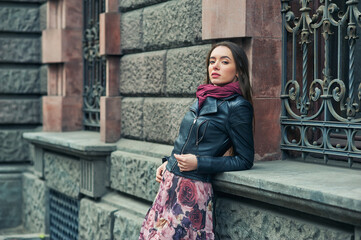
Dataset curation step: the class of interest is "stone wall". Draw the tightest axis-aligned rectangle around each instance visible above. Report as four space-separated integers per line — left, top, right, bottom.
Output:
5 0 360 239
119 0 211 146
0 0 46 231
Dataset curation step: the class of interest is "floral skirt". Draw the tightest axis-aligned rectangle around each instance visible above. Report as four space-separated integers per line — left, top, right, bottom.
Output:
139 170 214 240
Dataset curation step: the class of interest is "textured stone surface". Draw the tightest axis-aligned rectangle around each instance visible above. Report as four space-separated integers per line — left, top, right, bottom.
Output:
0 67 46 94
143 0 202 50
44 152 80 198
23 131 117 153
0 6 40 32
121 98 144 139
121 9 142 52
215 197 354 240
113 209 144 240
116 138 173 158
40 2 47 31
2 0 45 2
102 192 150 239
110 151 159 202
0 99 41 124
0 130 35 162
213 160 361 215
0 37 41 63
119 0 167 11
0 174 22 229
22 173 48 233
78 198 118 240
119 51 166 95
166 44 211 95
143 98 194 144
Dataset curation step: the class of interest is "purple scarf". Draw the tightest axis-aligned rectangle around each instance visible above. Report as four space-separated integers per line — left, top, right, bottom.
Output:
196 82 242 109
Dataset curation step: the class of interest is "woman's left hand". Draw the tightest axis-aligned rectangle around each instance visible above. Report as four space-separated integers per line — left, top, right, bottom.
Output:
174 154 198 172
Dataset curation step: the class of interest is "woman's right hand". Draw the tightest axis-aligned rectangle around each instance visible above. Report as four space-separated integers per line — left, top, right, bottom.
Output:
156 161 167 183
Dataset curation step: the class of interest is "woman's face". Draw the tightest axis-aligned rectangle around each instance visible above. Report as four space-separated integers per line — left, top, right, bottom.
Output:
208 46 238 86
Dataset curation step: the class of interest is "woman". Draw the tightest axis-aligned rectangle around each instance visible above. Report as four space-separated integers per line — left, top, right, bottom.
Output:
139 41 254 240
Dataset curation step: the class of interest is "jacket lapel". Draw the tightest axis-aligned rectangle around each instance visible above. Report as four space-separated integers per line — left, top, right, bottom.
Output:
189 97 218 116
190 94 239 116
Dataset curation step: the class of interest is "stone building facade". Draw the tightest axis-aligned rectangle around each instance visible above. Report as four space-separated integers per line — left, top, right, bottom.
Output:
0 0 360 239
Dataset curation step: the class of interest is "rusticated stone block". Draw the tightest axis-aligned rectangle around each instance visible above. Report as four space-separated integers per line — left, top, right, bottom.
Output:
0 99 41 124
0 6 40 32
78 198 118 240
166 44 211 95
3 0 45 2
0 174 22 229
0 37 41 63
40 2 47 31
143 98 194 144
119 0 167 11
143 0 202 50
44 152 80 198
40 65 48 94
22 173 48 233
121 98 144 139
0 67 44 94
119 51 166 95
0 130 35 162
121 9 142 52
110 151 159 202
215 197 354 240
113 209 144 240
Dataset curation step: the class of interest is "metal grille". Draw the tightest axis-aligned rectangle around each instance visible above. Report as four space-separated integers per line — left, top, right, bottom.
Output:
83 0 106 130
281 0 361 167
49 189 79 240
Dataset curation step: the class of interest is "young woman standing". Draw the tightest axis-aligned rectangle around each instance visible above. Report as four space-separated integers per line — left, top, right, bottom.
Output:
139 41 254 240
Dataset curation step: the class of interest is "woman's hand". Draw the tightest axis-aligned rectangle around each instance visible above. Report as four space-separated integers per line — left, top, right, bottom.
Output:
174 154 198 172
156 161 167 183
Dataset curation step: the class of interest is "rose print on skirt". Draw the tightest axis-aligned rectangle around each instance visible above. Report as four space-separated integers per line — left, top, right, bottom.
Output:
139 170 214 240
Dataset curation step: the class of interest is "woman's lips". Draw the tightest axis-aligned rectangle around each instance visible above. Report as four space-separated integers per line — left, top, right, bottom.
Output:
211 73 220 78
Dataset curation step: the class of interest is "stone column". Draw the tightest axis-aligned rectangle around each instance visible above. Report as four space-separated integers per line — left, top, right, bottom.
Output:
202 0 282 161
99 0 122 143
42 0 83 131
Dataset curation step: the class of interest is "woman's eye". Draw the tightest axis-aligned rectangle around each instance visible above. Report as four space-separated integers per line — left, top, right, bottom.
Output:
209 61 215 64
222 61 229 65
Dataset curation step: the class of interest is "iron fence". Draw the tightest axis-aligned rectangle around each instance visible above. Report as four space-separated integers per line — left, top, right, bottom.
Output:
83 0 106 130
281 0 361 167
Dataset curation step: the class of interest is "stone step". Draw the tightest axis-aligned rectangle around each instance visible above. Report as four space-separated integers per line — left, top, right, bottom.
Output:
78 192 150 240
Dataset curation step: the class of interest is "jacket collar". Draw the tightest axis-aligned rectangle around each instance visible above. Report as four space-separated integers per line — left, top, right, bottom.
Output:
189 94 239 116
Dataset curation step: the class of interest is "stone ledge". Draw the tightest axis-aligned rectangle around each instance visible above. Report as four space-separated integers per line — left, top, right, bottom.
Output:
23 131 117 158
22 132 361 227
116 138 173 158
213 160 361 226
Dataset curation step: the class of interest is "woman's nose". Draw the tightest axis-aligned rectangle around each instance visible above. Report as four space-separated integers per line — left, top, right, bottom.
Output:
213 61 220 70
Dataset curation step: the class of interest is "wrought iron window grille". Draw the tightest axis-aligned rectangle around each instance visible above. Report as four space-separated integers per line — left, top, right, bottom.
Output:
83 0 106 131
49 189 80 240
281 0 361 168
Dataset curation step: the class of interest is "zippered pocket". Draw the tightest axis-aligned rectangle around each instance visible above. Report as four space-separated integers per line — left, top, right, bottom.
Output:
196 120 209 146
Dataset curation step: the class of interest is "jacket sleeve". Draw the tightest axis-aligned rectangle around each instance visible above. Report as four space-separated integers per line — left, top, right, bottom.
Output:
196 100 254 174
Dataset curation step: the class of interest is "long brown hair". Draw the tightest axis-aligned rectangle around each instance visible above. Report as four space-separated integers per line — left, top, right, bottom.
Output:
205 41 253 106
205 42 254 156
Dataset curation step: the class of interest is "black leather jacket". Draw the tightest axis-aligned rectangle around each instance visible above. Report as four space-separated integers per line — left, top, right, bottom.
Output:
164 94 254 182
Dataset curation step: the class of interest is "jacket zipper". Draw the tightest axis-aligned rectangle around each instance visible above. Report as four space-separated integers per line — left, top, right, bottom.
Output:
172 113 198 171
